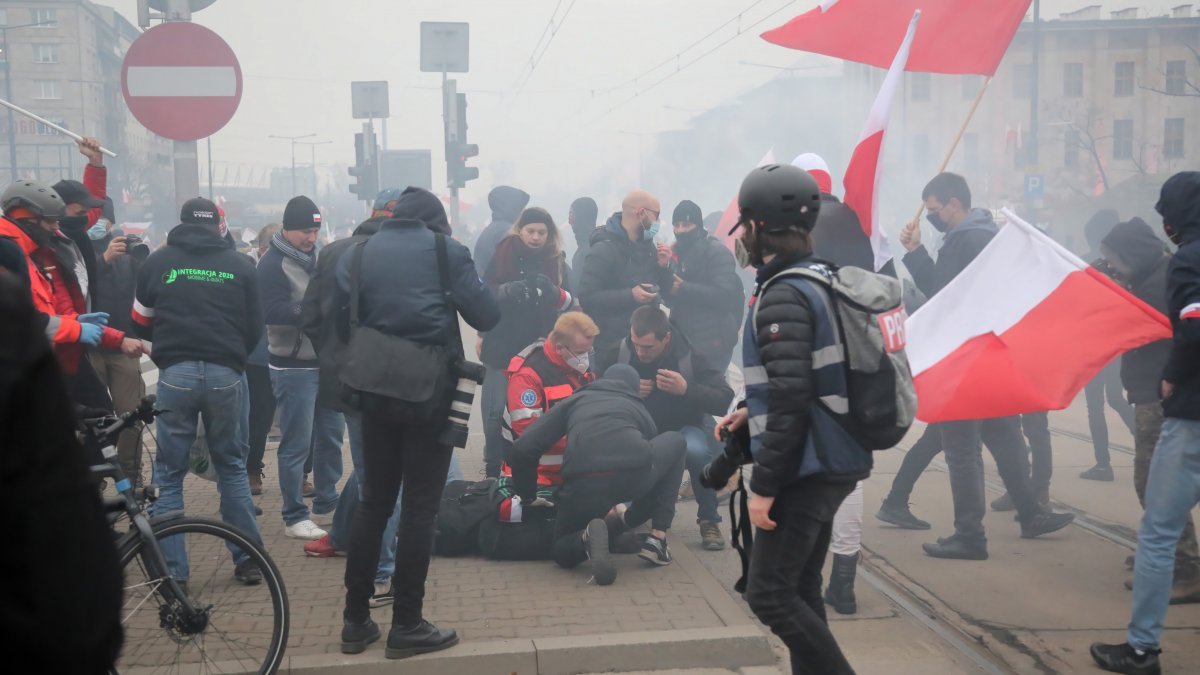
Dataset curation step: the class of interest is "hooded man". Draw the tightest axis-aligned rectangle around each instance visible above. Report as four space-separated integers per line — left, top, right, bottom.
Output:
1091 171 1200 675
791 153 892 275
1099 217 1200 604
899 172 1073 561
473 185 531 277
132 196 265 585
259 195 344 542
509 363 687 585
568 196 598 290
661 199 744 372
578 189 675 353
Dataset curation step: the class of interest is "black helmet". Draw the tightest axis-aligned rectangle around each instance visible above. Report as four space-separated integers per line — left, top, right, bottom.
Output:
2 180 66 220
733 164 821 234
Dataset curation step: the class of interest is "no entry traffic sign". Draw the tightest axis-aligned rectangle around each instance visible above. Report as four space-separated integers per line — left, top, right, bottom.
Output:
121 22 242 141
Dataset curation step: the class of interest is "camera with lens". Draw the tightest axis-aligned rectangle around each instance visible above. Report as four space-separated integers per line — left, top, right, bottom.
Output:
699 424 754 490
438 359 487 449
124 234 150 260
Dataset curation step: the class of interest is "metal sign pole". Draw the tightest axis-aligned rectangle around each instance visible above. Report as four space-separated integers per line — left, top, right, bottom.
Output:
167 0 200 213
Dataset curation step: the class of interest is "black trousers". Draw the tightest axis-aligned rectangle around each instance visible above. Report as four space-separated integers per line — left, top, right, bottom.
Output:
552 431 686 569
1083 360 1136 467
940 416 1040 543
66 356 113 412
1021 411 1053 494
343 413 453 626
245 364 275 475
745 478 857 675
886 423 943 503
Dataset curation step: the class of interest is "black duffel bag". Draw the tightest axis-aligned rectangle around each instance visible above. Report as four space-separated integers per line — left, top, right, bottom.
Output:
434 479 499 557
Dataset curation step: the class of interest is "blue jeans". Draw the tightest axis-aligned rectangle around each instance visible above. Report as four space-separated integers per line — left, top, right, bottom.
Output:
481 365 508 478
1128 417 1200 651
270 368 345 525
682 425 721 523
330 415 463 583
152 361 263 578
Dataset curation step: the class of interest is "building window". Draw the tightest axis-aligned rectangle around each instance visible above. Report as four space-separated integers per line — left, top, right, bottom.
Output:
32 9 57 28
34 45 58 64
1164 118 1185 158
1063 63 1083 97
962 75 983 100
1113 119 1134 160
1166 60 1187 95
1013 64 1033 99
1114 61 1135 97
35 80 60 100
1064 129 1081 168
910 72 931 101
913 133 929 169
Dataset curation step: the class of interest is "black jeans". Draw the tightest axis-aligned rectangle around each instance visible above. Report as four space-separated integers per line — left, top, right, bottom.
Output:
886 423 943 503
343 413 454 626
552 431 686 569
940 416 1039 544
1084 359 1135 467
1021 411 1053 494
745 478 857 675
245 364 275 475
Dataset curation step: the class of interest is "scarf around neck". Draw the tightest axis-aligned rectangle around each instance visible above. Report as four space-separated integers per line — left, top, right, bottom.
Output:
271 231 316 274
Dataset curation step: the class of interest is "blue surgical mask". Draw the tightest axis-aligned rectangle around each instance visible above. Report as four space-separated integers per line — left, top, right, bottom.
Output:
646 220 660 240
87 220 109 240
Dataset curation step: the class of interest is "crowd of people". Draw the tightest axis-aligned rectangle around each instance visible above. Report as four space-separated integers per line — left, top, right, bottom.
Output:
1 131 1198 675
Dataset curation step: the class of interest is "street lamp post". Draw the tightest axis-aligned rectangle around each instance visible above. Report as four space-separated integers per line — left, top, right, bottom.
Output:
268 133 316 196
296 139 331 197
1 20 56 182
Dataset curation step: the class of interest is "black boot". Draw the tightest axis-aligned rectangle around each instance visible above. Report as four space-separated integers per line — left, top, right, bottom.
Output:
824 552 859 615
385 620 459 660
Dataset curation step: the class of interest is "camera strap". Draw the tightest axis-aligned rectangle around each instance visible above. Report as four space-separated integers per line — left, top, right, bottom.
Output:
729 471 754 594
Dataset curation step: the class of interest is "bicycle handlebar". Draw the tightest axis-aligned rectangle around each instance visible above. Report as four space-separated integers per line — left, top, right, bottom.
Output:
81 395 161 448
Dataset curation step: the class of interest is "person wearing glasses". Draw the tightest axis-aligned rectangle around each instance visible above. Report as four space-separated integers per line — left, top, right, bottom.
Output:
578 189 675 356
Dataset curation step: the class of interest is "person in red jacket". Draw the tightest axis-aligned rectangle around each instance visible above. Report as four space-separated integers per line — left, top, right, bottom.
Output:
0 178 143 409
478 312 597 560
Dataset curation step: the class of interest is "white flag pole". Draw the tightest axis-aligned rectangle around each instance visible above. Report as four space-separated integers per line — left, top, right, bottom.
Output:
0 97 118 158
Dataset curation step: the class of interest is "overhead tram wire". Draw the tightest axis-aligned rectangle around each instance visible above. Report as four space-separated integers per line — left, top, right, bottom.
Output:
509 0 568 95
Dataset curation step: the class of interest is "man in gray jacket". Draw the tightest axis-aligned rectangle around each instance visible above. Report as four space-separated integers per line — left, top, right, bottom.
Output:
258 195 344 541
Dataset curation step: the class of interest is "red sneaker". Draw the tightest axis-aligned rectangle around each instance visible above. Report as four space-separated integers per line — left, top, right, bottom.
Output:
303 534 344 558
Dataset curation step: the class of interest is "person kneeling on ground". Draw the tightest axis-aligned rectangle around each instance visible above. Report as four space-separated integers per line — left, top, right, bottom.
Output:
481 312 598 560
509 364 685 585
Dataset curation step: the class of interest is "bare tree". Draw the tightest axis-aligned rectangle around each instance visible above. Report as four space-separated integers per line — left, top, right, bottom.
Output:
1138 45 1200 98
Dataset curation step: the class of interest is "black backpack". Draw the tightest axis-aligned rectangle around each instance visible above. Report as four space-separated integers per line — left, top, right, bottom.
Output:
433 479 498 557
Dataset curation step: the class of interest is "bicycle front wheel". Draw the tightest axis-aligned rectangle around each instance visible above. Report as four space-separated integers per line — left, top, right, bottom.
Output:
116 516 289 674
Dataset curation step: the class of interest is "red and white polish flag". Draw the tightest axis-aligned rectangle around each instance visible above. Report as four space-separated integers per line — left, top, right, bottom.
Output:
907 209 1173 423
841 10 920 272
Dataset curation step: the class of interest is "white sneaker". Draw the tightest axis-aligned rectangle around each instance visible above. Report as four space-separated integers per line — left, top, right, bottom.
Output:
285 519 327 540
369 582 393 608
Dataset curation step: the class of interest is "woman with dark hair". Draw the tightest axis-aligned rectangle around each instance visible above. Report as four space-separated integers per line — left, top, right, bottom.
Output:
478 207 577 478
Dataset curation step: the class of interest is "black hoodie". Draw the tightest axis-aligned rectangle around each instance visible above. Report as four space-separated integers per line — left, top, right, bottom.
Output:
1102 219 1172 404
133 224 262 373
1156 171 1200 419
473 186 531 277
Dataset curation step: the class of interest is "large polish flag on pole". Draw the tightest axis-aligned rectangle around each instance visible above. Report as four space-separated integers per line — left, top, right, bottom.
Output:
762 0 1032 77
907 209 1172 423
841 10 919 273
717 149 776 251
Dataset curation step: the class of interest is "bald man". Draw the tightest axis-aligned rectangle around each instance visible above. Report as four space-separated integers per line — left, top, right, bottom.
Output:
578 190 674 353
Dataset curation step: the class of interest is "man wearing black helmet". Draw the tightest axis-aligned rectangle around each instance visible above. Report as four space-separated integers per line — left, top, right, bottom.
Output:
715 164 864 675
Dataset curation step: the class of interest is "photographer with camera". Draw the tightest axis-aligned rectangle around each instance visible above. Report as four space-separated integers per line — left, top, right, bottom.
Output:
88 197 148 484
713 165 865 675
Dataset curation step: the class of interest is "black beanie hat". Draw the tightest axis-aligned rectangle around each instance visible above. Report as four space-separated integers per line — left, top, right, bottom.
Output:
570 197 598 228
394 186 451 235
282 196 322 231
603 364 641 395
672 200 703 227
180 197 220 227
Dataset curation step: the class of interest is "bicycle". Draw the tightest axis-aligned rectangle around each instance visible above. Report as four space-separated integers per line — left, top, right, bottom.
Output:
83 395 290 674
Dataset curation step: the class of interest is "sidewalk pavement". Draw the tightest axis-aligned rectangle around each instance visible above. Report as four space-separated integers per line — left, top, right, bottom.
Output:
138 426 777 674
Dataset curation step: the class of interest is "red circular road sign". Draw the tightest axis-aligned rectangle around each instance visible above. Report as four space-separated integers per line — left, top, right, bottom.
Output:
121 22 242 141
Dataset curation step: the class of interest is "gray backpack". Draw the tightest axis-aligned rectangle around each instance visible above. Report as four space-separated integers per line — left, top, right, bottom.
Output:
761 262 917 450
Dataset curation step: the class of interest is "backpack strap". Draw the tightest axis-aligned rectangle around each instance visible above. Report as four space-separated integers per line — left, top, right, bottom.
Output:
750 263 839 345
348 240 367 329
436 233 463 351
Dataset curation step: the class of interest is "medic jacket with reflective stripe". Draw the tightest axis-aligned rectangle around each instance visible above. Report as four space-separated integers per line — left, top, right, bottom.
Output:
0 217 83 346
501 340 591 487
744 255 871 497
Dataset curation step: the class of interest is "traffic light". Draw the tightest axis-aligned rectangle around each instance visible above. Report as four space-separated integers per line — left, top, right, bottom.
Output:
348 130 378 200
447 93 479 189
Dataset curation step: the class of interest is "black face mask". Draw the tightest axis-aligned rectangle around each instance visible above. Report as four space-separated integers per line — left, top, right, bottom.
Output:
1163 221 1183 246
59 215 89 233
674 228 705 246
926 211 949 233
